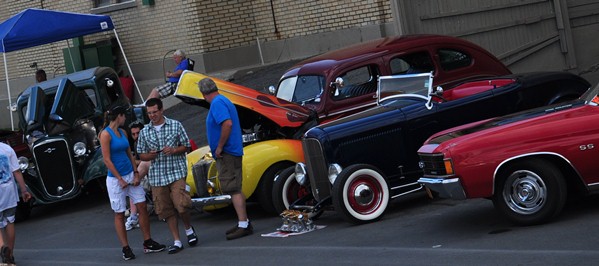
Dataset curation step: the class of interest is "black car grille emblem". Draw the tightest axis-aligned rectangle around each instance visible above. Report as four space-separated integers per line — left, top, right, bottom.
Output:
44 148 56 154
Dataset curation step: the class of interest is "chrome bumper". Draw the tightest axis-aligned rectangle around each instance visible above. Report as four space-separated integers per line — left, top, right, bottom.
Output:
190 195 231 206
418 177 466 200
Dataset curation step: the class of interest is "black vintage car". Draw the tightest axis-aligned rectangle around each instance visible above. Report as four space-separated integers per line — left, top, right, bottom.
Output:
13 67 146 220
271 71 590 224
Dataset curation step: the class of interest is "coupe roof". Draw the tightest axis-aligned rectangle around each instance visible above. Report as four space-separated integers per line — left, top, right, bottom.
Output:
283 34 491 77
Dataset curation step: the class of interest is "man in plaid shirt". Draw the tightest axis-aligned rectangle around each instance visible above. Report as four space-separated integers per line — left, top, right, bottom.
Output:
137 98 197 254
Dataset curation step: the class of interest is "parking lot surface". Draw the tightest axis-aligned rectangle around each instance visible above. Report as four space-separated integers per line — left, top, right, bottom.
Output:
14 191 599 265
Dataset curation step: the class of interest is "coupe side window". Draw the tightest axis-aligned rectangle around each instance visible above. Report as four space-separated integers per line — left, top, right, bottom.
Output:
333 66 378 100
390 52 434 75
438 49 472 71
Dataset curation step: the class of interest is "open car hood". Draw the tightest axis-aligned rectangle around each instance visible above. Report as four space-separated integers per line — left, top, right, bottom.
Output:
24 86 46 133
174 70 313 128
47 78 96 135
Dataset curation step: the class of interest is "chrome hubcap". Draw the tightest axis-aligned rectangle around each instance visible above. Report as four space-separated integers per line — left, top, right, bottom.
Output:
504 170 546 215
353 184 374 206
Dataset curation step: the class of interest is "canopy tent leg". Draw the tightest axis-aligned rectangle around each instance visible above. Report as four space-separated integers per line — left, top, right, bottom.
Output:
3 52 14 131
113 29 143 103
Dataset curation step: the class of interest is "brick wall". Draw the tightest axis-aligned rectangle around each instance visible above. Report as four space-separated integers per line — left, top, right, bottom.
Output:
0 0 391 79
195 0 392 52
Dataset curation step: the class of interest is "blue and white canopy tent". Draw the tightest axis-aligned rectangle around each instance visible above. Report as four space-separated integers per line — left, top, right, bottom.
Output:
0 8 142 130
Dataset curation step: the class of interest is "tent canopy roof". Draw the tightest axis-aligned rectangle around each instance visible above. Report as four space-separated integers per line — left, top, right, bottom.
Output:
0 8 114 53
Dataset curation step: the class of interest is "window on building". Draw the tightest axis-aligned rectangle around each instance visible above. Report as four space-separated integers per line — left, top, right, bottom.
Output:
94 0 114 8
91 0 136 14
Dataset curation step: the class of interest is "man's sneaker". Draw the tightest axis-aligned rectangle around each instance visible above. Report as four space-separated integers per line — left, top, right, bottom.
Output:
226 221 251 235
1 246 14 264
186 226 198 246
226 224 238 235
122 246 136 261
226 223 254 240
0 246 6 263
143 239 166 253
167 245 184 254
125 216 139 231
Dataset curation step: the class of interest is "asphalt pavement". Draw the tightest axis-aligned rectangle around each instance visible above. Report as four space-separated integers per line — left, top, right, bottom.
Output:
13 189 599 265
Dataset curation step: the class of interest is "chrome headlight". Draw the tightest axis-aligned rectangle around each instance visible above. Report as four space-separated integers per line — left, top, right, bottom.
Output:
294 162 307 186
73 142 87 156
18 156 29 171
328 164 342 184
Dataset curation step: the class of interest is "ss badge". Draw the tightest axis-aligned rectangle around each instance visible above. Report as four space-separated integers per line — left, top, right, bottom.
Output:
579 144 595 151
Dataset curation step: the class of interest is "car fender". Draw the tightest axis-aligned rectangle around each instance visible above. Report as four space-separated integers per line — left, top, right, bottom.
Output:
492 152 583 195
241 139 304 197
185 140 304 198
81 148 107 184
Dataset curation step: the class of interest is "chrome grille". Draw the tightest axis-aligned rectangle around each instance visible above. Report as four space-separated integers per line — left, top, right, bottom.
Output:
33 138 76 197
302 138 331 200
191 159 211 197
418 153 447 176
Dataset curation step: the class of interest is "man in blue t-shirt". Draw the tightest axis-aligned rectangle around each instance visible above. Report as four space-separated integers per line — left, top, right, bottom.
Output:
199 77 252 240
147 49 189 100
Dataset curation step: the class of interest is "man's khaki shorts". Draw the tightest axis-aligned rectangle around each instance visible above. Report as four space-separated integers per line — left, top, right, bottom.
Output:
216 153 243 194
152 178 191 220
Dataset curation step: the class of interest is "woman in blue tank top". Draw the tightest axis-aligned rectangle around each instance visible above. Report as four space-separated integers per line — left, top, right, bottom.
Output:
99 104 165 260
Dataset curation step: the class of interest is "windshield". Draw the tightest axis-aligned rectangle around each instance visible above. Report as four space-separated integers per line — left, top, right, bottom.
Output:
585 82 599 105
276 75 325 104
378 73 432 104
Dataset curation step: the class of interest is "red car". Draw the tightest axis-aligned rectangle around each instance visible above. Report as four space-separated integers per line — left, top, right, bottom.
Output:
417 80 597 225
271 34 511 123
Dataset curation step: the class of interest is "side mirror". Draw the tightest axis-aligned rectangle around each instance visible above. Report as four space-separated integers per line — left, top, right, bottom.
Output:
268 85 276 95
333 77 344 88
435 86 443 96
425 86 444 110
331 77 344 97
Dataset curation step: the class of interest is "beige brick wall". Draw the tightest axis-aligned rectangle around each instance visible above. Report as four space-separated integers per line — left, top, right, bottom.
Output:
0 0 391 79
195 0 392 52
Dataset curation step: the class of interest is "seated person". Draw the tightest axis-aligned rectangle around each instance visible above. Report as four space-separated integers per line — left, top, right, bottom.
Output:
146 49 189 100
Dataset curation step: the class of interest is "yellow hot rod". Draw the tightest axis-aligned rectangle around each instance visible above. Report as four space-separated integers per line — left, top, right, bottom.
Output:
174 71 313 213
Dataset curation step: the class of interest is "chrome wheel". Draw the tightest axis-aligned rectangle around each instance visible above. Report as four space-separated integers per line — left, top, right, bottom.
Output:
493 158 567 225
503 170 547 215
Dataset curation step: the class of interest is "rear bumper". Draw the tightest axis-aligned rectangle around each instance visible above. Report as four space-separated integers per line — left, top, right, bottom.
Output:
418 177 466 200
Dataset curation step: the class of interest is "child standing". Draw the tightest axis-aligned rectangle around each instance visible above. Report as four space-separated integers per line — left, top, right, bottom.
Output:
0 142 32 264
